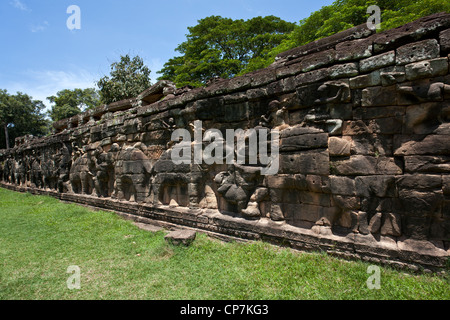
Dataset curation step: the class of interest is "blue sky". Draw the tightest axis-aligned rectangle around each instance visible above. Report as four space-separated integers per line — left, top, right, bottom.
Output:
0 0 335 110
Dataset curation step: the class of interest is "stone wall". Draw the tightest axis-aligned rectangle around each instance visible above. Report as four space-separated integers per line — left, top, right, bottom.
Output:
2 13 450 271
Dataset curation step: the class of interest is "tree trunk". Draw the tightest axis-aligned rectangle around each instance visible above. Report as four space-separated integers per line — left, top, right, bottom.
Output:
4 123 10 149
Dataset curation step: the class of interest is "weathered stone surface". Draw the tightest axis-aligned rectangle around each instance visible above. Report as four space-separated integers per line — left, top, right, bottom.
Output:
349 71 380 89
3 14 450 271
381 213 402 237
394 134 450 155
335 39 373 62
329 176 356 196
439 28 450 55
396 39 440 65
355 175 397 198
328 137 351 156
332 155 402 176
360 51 395 73
280 133 328 151
300 49 336 72
361 85 397 107
368 212 382 234
405 156 450 173
329 63 359 79
279 150 330 175
164 229 197 246
405 58 448 81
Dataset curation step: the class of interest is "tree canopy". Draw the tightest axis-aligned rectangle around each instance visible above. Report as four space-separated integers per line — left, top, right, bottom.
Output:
0 90 49 149
157 15 296 87
261 0 450 69
97 54 152 104
47 88 100 122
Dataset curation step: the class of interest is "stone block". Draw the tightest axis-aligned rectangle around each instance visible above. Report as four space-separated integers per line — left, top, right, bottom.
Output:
394 134 450 156
355 175 397 198
329 62 359 79
361 85 397 107
279 150 330 175
300 49 336 72
349 71 381 89
328 137 351 156
396 39 440 65
396 174 442 191
335 38 373 62
332 155 402 176
397 82 446 105
295 68 330 86
405 156 450 173
329 176 356 196
353 106 405 120
164 229 197 246
306 175 331 193
439 28 450 55
360 51 395 73
380 72 406 86
349 134 393 156
280 133 328 152
405 57 448 81
404 102 443 135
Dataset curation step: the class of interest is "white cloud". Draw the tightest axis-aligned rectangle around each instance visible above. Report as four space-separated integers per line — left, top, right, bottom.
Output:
5 69 99 112
10 0 30 11
30 21 49 33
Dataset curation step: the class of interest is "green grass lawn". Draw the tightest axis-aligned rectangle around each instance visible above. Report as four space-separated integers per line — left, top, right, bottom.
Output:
0 187 448 300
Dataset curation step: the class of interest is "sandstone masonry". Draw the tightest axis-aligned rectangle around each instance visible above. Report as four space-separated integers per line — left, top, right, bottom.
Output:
2 13 450 271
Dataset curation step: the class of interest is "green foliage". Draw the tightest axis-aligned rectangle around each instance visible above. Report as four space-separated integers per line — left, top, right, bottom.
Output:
0 90 49 149
97 54 151 104
254 0 450 70
47 88 100 122
157 15 295 87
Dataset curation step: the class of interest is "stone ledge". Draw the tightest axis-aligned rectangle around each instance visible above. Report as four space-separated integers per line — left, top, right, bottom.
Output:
2 183 448 272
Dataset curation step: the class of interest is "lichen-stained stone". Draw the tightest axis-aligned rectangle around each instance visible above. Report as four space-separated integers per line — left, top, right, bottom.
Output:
372 12 450 53
396 39 440 66
405 57 448 81
360 51 395 73
349 70 380 89
335 38 373 62
295 68 330 86
329 62 359 79
440 28 450 55
380 72 406 86
300 49 336 72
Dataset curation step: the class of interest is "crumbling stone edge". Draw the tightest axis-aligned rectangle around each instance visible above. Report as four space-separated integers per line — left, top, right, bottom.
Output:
2 183 448 273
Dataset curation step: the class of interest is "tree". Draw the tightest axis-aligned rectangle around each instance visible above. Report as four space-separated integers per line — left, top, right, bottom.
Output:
47 88 100 122
157 16 296 87
97 54 151 104
0 90 49 149
255 0 450 69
